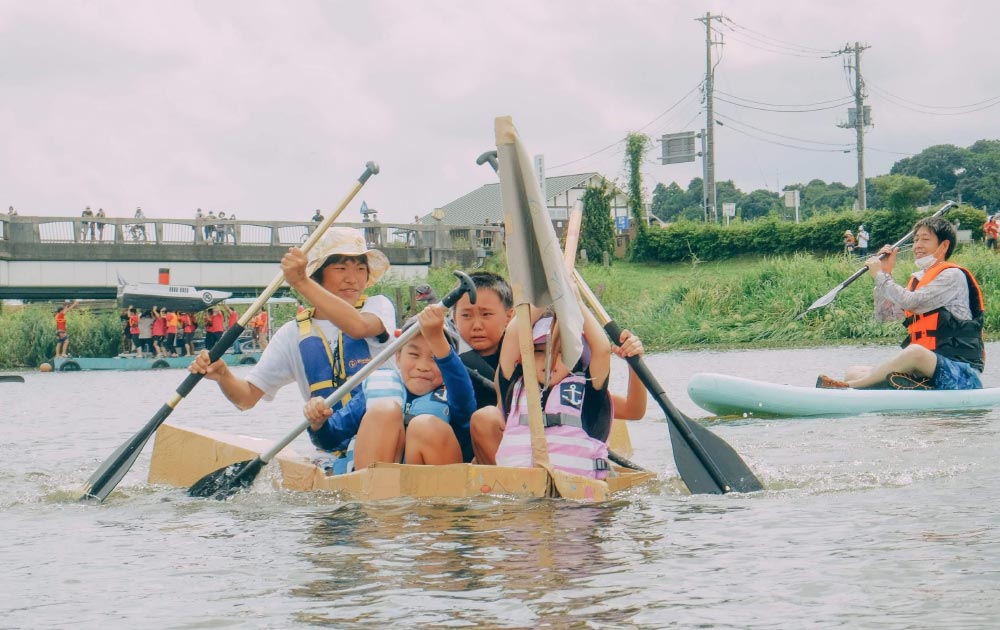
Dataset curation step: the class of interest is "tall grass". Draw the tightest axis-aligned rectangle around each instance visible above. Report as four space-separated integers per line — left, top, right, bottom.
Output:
420 245 1000 352
0 305 123 368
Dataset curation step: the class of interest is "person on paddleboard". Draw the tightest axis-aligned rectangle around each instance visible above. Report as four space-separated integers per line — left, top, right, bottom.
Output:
188 227 396 449
818 216 985 390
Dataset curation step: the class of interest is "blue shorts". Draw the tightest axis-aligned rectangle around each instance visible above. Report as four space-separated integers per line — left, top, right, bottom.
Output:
933 354 983 390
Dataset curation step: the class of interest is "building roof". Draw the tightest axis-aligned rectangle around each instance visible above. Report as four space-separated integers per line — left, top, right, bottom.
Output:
424 172 606 225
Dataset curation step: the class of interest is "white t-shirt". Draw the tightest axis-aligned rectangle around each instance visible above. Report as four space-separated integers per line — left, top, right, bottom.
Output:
246 294 397 401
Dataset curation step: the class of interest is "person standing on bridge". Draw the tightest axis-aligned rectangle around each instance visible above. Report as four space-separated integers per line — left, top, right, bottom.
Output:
95 208 106 241
188 227 395 472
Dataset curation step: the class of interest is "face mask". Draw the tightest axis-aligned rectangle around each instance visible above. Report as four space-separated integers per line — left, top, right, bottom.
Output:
915 254 937 270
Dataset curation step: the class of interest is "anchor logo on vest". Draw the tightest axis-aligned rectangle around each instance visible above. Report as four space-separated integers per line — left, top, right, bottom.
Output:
560 382 583 408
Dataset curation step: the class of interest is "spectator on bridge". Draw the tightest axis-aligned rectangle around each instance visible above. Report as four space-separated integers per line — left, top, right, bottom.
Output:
54 300 79 358
312 209 324 223
134 207 147 242
215 211 227 244
7 205 16 216
226 213 237 244
205 211 216 243
81 206 95 241
95 208 106 241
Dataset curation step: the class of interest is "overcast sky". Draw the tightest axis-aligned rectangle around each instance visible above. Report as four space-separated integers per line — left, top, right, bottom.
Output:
2 1 998 224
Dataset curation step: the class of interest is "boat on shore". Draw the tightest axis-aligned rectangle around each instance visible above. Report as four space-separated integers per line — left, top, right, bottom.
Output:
688 372 1000 418
54 351 261 372
117 277 231 312
148 420 655 502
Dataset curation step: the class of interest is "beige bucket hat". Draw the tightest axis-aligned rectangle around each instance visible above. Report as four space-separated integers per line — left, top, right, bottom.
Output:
306 227 390 287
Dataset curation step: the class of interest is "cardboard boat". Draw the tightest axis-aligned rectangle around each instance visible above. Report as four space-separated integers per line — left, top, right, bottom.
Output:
148 420 655 502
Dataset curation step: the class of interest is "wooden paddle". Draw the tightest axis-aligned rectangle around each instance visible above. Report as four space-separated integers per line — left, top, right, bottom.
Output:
572 269 763 494
796 200 958 319
0 375 25 383
188 271 477 499
77 162 380 503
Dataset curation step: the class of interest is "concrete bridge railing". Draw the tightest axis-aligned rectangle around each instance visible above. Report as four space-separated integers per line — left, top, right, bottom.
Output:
0 215 504 266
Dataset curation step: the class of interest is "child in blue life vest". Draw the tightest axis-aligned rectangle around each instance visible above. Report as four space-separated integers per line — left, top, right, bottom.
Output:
305 303 476 471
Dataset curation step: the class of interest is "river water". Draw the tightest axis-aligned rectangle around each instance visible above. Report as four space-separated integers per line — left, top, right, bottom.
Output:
2 344 999 629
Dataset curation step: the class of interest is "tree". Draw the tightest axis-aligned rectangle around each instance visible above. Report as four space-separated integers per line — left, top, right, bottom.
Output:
624 133 650 236
869 174 934 211
579 183 616 263
890 144 967 203
651 182 686 222
742 189 780 220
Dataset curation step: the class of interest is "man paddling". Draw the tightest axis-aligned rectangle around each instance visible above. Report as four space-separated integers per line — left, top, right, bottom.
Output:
818 216 985 390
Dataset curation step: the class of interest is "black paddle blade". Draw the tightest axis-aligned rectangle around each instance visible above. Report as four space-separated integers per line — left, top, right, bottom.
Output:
188 458 264 500
667 414 764 494
0 375 25 383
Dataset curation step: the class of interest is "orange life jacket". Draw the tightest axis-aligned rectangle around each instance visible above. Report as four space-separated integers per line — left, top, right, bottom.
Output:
901 261 985 371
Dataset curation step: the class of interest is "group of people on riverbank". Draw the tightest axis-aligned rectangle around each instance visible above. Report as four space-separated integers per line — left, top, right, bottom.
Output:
111 303 269 359
189 226 647 478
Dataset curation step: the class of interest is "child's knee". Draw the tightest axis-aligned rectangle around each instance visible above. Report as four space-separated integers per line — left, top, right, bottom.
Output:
361 398 403 427
470 406 504 438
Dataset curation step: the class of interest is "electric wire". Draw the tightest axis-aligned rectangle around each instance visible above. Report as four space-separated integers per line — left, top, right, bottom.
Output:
721 16 834 54
715 89 854 108
714 95 855 113
714 111 854 147
867 83 1000 116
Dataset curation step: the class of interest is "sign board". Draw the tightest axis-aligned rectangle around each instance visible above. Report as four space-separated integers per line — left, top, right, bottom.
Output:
722 202 736 218
534 154 547 202
661 131 697 165
783 190 800 208
615 215 630 232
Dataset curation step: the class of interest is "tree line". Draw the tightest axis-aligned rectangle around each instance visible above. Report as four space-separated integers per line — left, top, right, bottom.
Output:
648 138 1000 223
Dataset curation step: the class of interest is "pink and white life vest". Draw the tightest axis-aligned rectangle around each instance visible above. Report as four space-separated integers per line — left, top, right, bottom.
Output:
495 373 609 479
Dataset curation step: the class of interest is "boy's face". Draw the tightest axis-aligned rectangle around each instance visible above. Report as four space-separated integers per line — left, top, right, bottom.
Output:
454 289 512 355
396 336 443 396
318 257 369 304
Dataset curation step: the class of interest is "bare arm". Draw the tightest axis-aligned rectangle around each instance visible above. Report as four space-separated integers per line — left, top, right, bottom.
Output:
610 329 647 420
188 349 265 411
582 306 611 390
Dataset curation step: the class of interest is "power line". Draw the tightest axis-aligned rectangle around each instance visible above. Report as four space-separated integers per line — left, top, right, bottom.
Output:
714 95 854 113
716 27 835 59
715 89 854 108
547 83 703 172
866 81 1000 110
714 111 853 147
723 123 854 153
721 16 834 55
867 83 1000 116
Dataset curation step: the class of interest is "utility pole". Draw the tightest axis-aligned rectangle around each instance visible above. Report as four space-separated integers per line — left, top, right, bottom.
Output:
696 12 723 223
838 42 870 211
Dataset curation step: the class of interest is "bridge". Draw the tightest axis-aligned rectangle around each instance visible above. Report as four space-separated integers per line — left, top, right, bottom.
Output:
0 215 503 300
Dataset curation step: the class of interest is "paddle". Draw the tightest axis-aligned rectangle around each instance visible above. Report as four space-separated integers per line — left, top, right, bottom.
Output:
571 270 763 494
78 162 380 503
0 375 25 383
188 271 478 499
795 200 959 320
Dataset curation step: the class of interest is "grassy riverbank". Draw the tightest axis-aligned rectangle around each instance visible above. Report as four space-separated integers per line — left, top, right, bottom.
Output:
3 246 998 368
429 245 1000 352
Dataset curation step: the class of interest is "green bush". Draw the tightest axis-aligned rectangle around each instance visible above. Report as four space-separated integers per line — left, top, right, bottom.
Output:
0 305 124 368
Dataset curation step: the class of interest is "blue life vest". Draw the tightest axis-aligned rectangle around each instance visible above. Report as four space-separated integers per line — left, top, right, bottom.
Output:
297 299 373 411
404 386 451 426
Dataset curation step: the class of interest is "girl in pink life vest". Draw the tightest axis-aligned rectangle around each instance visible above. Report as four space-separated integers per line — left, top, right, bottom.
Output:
493 307 613 479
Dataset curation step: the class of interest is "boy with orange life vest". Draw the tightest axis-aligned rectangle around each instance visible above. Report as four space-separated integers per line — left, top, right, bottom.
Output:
818 216 985 390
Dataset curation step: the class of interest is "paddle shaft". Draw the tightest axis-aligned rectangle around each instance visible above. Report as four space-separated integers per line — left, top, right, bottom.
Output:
797 200 958 318
79 162 380 502
572 268 762 493
192 272 477 495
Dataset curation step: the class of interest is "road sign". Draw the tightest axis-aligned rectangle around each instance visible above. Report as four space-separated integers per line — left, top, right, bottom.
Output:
661 131 697 165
